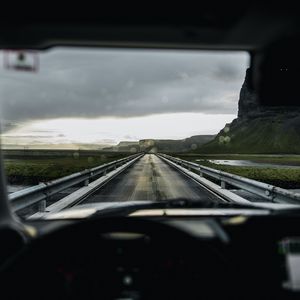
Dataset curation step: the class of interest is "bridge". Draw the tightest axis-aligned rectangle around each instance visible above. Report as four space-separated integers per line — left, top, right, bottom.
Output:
8 153 300 218
80 154 221 204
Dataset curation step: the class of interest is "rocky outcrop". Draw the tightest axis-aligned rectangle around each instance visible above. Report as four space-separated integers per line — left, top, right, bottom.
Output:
238 68 300 120
198 68 300 154
237 68 261 119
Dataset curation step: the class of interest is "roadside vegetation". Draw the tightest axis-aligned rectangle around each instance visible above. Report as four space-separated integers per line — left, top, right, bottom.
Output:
3 150 132 185
175 154 300 189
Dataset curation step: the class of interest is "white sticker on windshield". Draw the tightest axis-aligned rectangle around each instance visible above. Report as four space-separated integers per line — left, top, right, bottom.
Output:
3 50 39 72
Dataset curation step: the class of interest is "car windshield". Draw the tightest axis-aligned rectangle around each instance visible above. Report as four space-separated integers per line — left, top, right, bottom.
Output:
1 47 299 220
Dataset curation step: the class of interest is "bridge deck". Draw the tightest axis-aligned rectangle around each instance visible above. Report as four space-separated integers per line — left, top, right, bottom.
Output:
82 154 221 204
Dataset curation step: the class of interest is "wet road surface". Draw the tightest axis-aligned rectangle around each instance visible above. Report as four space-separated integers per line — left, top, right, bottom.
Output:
82 154 220 204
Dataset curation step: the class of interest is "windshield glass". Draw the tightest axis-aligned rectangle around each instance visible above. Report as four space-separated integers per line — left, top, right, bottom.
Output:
3 47 297 219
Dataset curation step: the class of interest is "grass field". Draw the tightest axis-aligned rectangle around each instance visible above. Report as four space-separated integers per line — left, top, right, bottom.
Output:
3 150 132 185
175 154 300 189
4 150 300 189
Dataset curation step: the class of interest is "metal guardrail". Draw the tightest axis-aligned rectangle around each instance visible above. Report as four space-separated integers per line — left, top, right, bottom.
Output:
158 153 300 204
9 153 143 212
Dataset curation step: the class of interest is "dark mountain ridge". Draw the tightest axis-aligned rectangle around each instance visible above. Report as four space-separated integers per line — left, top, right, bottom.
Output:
198 68 300 154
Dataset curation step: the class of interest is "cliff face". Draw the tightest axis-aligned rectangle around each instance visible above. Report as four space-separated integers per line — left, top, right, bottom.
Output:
238 68 300 120
198 68 300 154
237 68 261 119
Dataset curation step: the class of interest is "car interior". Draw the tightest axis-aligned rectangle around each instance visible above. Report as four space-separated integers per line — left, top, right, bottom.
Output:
1 7 300 300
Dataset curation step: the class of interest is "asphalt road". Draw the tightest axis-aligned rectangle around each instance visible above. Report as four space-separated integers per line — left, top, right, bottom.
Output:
82 154 221 204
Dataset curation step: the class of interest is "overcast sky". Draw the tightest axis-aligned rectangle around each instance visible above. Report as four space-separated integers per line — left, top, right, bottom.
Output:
0 48 249 147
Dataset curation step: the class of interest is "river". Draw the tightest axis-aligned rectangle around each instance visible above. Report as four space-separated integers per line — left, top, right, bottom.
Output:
196 159 300 169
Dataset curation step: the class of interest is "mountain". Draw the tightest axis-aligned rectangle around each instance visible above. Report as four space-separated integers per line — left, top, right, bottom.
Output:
198 68 300 154
139 135 215 152
102 141 140 152
103 135 215 153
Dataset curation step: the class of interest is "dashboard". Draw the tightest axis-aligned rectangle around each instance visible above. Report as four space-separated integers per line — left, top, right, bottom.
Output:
1 215 300 299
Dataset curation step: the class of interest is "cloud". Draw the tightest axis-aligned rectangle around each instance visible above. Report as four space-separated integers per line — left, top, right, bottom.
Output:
0 48 249 129
211 62 242 81
1 135 54 139
0 120 20 133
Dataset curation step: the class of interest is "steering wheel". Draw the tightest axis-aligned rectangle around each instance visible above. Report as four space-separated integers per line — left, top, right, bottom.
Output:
1 217 232 300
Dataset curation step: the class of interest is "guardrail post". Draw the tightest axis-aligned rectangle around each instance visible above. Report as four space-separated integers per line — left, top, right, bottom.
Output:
83 179 89 186
199 167 203 177
103 169 107 176
265 190 274 202
38 200 46 212
221 180 227 189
